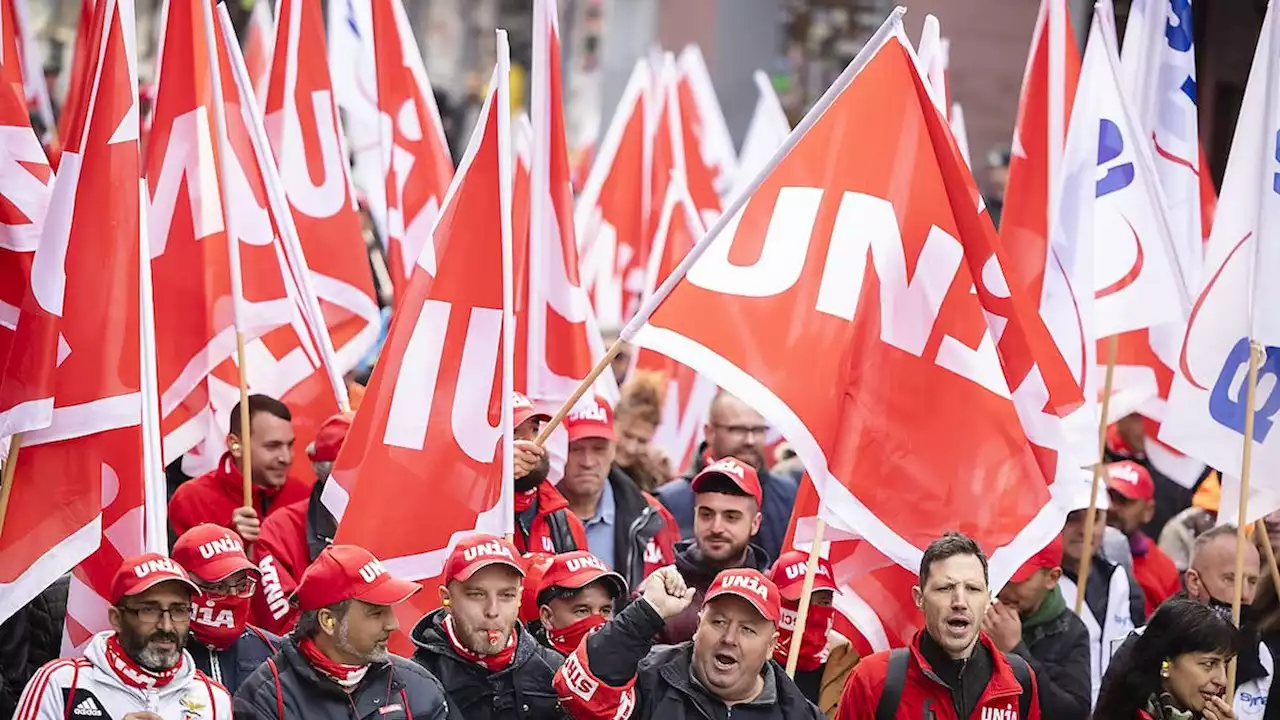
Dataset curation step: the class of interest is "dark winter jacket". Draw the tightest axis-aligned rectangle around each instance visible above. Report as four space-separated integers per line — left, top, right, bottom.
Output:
187 625 281 695
410 608 569 720
0 575 68 719
607 466 680 590
657 539 772 645
1012 588 1091 720
232 635 450 719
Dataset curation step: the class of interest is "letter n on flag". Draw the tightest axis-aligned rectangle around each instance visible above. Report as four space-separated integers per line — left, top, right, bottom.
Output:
623 10 1082 587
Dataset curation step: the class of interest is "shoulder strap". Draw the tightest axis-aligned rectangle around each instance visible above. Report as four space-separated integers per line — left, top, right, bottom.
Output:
268 657 285 719
547 508 579 553
874 648 910 720
247 625 279 654
1004 652 1033 720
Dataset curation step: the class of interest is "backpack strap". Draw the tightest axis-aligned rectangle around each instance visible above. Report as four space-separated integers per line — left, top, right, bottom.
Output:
547 508 579 553
1004 652 1033 720
268 657 285 719
246 624 279 654
874 648 911 720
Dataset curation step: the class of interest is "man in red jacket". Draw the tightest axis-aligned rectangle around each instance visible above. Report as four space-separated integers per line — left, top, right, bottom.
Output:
168 394 310 543
512 391 589 554
1106 460 1181 616
838 532 1041 720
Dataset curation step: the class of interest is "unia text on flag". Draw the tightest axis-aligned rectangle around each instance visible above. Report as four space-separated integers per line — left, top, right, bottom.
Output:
675 45 737 199
577 58 650 330
371 0 454 300
624 7 1082 591
326 32 514 652
1162 0 1280 528
0 0 147 636
733 70 790 202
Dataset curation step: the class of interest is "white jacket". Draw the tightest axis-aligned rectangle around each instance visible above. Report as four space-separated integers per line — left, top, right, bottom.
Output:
13 631 232 720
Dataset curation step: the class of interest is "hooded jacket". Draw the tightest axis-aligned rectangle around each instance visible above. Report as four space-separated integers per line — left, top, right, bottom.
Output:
514 480 589 555
657 538 772 645
188 626 280 696
410 608 569 720
252 478 337 634
168 452 310 540
607 466 680 590
14 631 232 720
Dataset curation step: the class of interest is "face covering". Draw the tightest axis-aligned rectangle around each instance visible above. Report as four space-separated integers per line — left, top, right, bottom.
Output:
774 604 834 672
1208 596 1253 628
190 592 251 651
546 614 608 656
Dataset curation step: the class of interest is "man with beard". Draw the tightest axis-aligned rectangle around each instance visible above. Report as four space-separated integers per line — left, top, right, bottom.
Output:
233 544 449 719
1102 525 1274 718
658 457 773 644
533 551 627 656
511 392 588 554
1104 461 1181 615
172 523 279 694
837 533 1039 719
15 554 233 719
410 534 569 719
768 551 859 716
553 565 824 719
655 391 797 560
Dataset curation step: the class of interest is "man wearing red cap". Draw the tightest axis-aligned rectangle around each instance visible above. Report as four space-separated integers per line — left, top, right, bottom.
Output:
985 537 1091 720
409 534 568 719
554 564 824 719
15 554 232 719
250 411 350 635
659 456 772 645
233 544 449 719
560 395 679 589
532 551 628 656
1105 460 1181 615
172 524 280 694
168 394 310 544
767 551 859 716
511 392 589 555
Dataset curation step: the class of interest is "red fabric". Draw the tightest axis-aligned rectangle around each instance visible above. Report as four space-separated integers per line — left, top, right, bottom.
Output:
640 493 680 581
836 632 1041 720
297 636 367 686
775 604 835 672
1131 539 1181 617
250 496 310 634
443 614 516 672
104 635 180 690
168 452 311 538
554 636 638 720
513 481 588 554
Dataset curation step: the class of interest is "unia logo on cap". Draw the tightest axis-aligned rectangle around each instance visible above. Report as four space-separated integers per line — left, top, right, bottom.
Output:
1108 463 1141 485
565 555 609 573
198 535 245 559
463 540 515 563
708 458 746 480
134 557 184 579
568 398 608 424
782 561 831 581
359 559 388 583
720 572 769 600
513 393 535 410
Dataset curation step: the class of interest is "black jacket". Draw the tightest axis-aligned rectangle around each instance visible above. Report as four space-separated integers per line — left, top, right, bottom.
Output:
609 465 675 590
0 575 67 719
584 597 824 720
1063 557 1145 629
1013 602 1091 719
658 539 772 645
232 635 450 719
188 625 281 695
410 608 569 720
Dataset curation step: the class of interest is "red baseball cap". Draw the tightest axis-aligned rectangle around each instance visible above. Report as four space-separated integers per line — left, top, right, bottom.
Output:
1009 536 1065 584
514 392 550 430
769 551 838 602
537 551 628 600
520 553 557 623
308 412 354 463
564 396 615 443
1105 460 1155 502
110 553 201 604
171 524 259 583
294 545 421 612
442 535 526 585
704 569 781 624
691 457 762 507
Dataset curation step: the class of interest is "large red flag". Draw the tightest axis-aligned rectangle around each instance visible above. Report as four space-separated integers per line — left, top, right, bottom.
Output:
0 0 146 635
55 0 96 163
327 38 513 652
625 10 1081 586
242 0 273 103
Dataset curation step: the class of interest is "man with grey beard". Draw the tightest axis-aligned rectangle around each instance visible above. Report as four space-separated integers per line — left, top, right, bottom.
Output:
233 545 449 719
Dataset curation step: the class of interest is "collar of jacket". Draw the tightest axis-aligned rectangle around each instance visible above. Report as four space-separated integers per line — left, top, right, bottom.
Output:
655 643 811 714
410 608 538 676
909 629 1023 712
214 452 288 506
275 635 395 698
672 538 771 591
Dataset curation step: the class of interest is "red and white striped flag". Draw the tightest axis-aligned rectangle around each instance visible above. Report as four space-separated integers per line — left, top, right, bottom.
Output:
1 0 55 145
242 0 274 104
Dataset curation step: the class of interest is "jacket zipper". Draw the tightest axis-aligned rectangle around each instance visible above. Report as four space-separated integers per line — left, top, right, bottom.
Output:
210 651 223 685
625 506 658 583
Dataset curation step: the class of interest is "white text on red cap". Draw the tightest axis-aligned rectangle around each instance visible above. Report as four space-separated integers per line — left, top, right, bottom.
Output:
707 459 746 480
463 540 515 563
566 555 609 574
358 559 388 584
513 393 535 410
198 536 245 559
720 573 769 600
133 557 184 580
782 561 832 581
568 401 609 423
1109 464 1141 485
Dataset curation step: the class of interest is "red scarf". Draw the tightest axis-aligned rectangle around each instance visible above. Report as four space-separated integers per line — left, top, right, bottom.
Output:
297 637 369 691
443 614 516 672
190 592 251 651
514 489 538 513
773 604 834 672
546 614 607 656
104 634 181 690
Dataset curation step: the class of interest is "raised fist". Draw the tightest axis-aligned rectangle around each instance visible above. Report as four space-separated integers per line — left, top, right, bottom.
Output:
641 566 696 619
514 440 545 479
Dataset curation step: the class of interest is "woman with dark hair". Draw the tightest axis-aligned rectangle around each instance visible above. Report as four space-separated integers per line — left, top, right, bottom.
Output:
1095 599 1240 719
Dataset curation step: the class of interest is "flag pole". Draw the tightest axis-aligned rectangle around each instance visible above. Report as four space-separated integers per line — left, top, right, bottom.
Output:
1253 520 1280 606
0 435 20 537
1227 340 1263 698
785 518 826 678
1075 333 1119 615
533 338 625 446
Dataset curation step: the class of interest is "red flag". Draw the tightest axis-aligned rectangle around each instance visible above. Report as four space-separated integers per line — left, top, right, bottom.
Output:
242 0 273 103
328 39 513 653
371 0 454 298
55 0 97 165
625 11 1080 585
0 0 144 634
675 46 737 198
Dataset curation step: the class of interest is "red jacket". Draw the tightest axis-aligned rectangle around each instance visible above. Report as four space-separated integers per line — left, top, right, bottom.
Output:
1130 532 1181 617
513 480 589 554
837 632 1041 720
249 495 310 634
168 452 311 538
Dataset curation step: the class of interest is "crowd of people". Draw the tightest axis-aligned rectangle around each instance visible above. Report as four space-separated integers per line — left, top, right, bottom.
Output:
0 374 1272 720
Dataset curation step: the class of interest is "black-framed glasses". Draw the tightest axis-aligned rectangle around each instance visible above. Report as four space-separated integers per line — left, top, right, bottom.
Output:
710 423 769 440
118 603 193 624
196 575 257 599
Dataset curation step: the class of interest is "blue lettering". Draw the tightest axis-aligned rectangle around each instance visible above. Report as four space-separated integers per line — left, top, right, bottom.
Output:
1165 0 1193 52
345 0 360 36
1208 338 1280 442
1274 130 1280 196
1096 119 1134 198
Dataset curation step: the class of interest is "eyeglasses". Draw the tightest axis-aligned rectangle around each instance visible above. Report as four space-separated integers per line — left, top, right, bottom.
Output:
710 423 769 441
118 603 193 624
196 575 257 598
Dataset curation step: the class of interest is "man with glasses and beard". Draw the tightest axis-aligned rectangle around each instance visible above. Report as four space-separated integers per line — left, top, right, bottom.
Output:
511 392 588 554
15 554 233 719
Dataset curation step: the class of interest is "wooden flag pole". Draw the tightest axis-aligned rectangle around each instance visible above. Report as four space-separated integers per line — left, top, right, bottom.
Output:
534 337 625 446
235 331 254 509
1227 341 1263 698
0 435 21 538
1254 520 1280 606
1075 334 1120 615
785 519 827 678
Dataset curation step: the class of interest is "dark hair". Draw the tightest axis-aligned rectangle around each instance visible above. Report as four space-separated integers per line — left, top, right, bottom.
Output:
919 532 988 588
692 475 753 501
229 394 292 437
1094 599 1241 719
293 599 351 639
535 578 623 608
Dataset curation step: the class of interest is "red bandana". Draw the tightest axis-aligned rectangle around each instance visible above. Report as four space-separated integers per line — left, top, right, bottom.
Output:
297 637 369 691
774 604 834 672
104 635 181 690
546 614 607 656
514 489 538 514
444 614 517 672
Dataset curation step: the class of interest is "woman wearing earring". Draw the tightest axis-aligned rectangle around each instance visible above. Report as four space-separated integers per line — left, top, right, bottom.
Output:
1095 599 1240 719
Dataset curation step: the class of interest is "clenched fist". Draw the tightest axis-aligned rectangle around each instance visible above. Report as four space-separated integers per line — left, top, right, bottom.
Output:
514 440 545 479
231 506 261 543
641 566 696 619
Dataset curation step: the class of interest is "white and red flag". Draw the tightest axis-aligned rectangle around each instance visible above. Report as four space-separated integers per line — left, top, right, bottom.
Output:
734 70 790 201
675 46 737 199
1 0 55 143
327 35 513 651
242 0 274 104
624 8 1081 587
371 0 454 299
1162 0 1280 525
56 0 97 165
